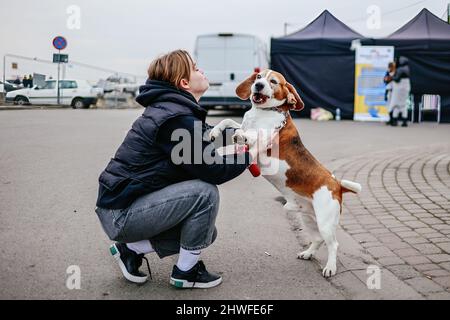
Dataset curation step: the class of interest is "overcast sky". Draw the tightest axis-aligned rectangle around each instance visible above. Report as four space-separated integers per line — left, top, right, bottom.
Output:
0 0 447 81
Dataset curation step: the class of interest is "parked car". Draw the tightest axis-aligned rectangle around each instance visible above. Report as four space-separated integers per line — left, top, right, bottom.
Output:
194 33 269 109
97 75 139 97
1 80 23 93
5 79 102 108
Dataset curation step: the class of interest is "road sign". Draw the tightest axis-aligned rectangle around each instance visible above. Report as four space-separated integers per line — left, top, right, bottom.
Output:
53 54 69 63
52 36 68 105
53 36 67 50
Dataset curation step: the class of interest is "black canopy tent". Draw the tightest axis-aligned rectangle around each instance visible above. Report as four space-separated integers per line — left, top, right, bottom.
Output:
271 10 363 119
362 9 450 123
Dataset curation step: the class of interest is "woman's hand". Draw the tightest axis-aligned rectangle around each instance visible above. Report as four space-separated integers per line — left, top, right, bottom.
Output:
247 129 280 160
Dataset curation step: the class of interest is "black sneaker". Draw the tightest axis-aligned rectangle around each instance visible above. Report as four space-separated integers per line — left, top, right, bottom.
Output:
170 261 222 289
109 243 152 284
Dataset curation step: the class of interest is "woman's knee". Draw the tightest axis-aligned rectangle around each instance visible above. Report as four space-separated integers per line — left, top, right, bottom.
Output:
195 180 220 208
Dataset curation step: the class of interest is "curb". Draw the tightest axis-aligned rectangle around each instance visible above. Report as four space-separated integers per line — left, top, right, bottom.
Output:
0 105 68 111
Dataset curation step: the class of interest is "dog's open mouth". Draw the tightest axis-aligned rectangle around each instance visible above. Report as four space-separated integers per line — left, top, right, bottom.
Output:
252 93 270 104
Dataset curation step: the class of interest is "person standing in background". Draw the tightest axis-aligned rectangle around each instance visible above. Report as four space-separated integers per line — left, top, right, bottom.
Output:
384 62 396 125
387 57 411 127
28 74 33 88
23 75 27 88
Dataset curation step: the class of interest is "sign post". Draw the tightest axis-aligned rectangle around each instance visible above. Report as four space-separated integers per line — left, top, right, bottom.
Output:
52 36 68 105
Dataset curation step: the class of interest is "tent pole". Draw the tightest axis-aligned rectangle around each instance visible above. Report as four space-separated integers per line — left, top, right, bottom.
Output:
447 3 450 23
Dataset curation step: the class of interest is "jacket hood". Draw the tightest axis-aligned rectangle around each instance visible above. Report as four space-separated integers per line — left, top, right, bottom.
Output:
136 80 206 116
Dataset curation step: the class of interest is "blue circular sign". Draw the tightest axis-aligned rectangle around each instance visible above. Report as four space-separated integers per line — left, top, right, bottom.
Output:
53 36 67 50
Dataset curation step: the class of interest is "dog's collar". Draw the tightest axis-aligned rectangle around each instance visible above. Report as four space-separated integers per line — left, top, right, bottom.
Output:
260 106 283 112
275 112 288 130
259 106 288 130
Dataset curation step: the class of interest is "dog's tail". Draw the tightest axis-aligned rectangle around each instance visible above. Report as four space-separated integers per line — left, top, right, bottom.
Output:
340 180 362 194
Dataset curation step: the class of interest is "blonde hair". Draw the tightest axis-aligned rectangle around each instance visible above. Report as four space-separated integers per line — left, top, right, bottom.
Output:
148 50 194 88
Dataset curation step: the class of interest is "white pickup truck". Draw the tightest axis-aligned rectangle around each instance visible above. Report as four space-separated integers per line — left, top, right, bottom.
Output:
5 79 102 108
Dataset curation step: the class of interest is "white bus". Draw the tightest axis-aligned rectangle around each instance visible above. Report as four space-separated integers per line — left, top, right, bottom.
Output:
194 33 268 109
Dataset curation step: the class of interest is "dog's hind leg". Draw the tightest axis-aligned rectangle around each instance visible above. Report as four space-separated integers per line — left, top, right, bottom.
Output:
297 210 324 260
312 187 341 278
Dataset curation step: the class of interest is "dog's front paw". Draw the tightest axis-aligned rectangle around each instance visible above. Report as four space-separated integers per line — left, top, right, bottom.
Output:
209 127 222 142
232 130 247 145
322 264 337 278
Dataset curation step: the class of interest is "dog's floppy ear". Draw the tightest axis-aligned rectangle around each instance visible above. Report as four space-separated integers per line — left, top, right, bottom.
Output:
236 72 258 100
285 82 304 111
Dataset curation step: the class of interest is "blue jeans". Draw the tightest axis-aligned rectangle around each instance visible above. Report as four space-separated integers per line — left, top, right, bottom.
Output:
95 179 220 258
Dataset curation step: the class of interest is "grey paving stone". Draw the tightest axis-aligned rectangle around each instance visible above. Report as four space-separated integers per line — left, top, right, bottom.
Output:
421 204 442 210
423 269 450 277
415 228 440 235
413 243 443 255
366 246 396 258
382 221 405 228
379 235 403 244
394 248 421 258
403 237 429 245
397 216 418 222
424 232 446 239
342 224 362 230
386 241 413 250
436 242 450 254
402 256 432 265
364 224 386 230
403 204 423 210
431 276 450 289
369 228 392 235
427 254 450 263
404 221 428 229
361 241 383 248
347 229 368 235
353 233 378 243
414 264 441 272
439 262 450 272
414 199 433 205
377 257 405 266
405 277 444 294
389 227 412 233
421 218 444 225
388 265 422 280
430 237 450 244
414 213 435 219
397 231 421 238
396 213 418 222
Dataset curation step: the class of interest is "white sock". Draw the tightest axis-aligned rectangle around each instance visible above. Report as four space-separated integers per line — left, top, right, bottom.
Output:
126 240 154 255
177 247 201 272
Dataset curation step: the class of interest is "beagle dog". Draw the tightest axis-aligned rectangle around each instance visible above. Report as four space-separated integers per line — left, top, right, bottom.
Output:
210 69 361 277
